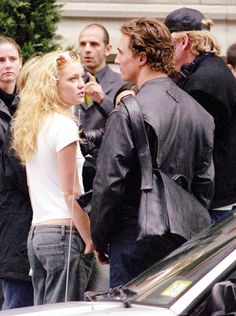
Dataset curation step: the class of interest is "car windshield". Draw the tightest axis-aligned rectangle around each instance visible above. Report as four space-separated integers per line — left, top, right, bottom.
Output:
124 212 236 307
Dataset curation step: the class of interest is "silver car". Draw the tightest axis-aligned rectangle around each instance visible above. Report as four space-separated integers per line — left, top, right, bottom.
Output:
1 212 236 316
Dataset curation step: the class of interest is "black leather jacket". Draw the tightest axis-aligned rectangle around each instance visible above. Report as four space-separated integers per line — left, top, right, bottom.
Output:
179 54 236 208
91 77 214 254
0 95 32 281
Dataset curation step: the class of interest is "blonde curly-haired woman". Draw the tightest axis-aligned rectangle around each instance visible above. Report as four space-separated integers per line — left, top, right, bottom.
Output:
12 51 94 305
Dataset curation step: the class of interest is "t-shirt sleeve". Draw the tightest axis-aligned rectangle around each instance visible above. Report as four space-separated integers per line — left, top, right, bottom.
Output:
52 115 79 152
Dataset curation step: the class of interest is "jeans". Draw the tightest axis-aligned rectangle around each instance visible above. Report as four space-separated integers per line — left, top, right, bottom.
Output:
109 225 186 288
2 279 33 310
209 210 232 224
28 225 94 305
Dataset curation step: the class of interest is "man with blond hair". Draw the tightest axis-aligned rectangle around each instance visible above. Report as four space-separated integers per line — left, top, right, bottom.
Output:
165 8 236 223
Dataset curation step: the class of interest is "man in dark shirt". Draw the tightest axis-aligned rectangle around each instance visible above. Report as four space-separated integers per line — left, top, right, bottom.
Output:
165 7 236 222
74 23 124 191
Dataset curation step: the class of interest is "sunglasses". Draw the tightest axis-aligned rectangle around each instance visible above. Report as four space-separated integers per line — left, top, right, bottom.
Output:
56 51 80 67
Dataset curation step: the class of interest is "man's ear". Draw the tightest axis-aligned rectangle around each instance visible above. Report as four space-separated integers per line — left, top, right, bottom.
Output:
182 34 190 51
138 51 147 65
105 44 112 57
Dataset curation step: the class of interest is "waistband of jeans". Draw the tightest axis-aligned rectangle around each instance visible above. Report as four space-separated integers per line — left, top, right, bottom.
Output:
30 224 79 232
29 225 83 241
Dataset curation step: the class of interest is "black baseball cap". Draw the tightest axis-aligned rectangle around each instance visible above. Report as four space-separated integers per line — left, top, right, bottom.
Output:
164 7 211 33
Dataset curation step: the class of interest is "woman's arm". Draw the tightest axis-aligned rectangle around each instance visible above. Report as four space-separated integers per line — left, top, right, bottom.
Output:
57 141 93 254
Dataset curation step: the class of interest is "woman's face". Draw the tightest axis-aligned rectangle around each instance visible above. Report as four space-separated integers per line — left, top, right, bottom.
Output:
57 60 85 106
0 43 22 90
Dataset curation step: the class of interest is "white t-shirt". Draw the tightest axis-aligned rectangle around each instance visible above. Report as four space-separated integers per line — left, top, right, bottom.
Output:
26 113 84 224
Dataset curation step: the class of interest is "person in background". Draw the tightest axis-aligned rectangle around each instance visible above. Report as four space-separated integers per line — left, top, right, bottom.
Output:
75 23 125 192
226 43 236 79
90 18 214 288
12 51 94 305
164 7 236 223
113 82 136 107
0 35 33 309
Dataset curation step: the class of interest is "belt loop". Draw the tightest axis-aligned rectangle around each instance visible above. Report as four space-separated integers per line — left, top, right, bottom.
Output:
61 225 65 240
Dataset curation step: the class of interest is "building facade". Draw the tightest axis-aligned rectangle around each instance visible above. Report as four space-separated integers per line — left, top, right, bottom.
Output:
58 0 236 59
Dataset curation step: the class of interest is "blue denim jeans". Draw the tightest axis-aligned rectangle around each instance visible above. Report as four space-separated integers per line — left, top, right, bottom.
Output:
209 210 232 224
109 225 186 288
28 225 94 305
1 279 33 310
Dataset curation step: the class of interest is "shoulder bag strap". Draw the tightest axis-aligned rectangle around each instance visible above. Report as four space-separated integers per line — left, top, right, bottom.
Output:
121 95 153 190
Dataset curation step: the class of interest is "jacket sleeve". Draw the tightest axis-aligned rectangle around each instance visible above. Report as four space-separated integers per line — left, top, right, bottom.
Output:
191 120 215 209
191 152 215 209
90 107 134 254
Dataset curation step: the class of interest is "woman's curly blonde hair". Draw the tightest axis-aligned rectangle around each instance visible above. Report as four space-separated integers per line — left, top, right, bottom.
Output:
12 51 80 164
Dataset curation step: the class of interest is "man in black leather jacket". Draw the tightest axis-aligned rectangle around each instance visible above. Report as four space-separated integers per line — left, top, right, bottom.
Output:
91 18 214 288
165 7 236 223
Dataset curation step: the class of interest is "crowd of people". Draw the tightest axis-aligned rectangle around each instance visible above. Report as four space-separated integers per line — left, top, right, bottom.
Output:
0 6 236 310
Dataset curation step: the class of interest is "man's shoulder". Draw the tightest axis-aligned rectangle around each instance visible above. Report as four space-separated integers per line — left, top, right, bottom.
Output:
104 66 123 81
138 77 214 126
184 55 236 100
192 55 230 80
105 65 120 75
101 66 125 96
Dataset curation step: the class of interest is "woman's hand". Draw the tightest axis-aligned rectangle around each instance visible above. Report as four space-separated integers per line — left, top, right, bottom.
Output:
84 240 94 255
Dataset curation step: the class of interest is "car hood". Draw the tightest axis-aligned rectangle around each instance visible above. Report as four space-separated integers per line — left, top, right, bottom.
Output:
0 301 175 316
